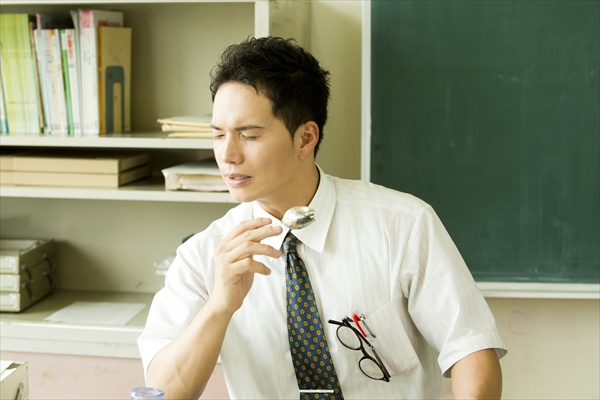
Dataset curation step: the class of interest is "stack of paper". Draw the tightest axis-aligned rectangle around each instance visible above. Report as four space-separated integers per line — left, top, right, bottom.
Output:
161 158 227 192
0 149 150 188
157 115 213 138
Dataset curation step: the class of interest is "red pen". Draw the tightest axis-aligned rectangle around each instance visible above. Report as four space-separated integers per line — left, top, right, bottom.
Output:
352 313 368 338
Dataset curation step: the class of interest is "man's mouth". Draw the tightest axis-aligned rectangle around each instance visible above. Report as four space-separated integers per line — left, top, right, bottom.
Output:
226 174 252 186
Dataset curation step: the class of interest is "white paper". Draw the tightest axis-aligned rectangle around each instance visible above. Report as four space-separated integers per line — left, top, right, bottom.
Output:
44 301 146 325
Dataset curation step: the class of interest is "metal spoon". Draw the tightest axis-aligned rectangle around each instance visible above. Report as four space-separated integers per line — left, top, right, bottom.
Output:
279 206 316 230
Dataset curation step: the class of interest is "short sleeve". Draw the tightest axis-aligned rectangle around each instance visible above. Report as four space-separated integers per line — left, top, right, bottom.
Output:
399 204 507 376
137 240 210 376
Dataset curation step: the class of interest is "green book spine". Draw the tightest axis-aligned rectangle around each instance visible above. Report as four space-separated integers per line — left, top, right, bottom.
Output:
0 14 22 132
15 14 40 133
60 29 74 135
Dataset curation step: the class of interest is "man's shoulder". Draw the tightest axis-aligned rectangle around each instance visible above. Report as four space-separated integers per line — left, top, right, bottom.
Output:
327 174 428 217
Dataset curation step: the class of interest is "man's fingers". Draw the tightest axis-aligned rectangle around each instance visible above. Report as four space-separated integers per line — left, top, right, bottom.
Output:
227 257 272 277
212 218 281 314
220 219 283 256
224 241 281 265
224 218 274 242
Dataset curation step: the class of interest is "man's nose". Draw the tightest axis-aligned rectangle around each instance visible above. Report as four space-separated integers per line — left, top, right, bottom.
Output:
219 135 243 164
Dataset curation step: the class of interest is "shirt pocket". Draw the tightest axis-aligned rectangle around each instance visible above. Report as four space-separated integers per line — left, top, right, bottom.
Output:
362 297 420 375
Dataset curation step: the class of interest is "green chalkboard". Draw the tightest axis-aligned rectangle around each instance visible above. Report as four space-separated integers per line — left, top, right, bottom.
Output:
370 1 599 283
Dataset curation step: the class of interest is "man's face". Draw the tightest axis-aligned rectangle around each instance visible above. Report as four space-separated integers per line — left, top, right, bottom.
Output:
211 82 305 211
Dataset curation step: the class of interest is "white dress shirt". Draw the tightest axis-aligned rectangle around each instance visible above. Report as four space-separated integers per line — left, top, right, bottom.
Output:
138 166 507 399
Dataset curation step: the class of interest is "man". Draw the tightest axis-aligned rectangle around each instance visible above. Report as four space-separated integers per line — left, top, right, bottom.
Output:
138 37 507 400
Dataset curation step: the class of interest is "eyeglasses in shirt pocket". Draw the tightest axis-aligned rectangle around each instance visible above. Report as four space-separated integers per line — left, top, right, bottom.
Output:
360 297 420 376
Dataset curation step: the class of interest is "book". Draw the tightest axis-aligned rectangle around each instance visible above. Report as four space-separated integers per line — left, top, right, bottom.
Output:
98 26 131 134
34 29 56 133
78 9 124 135
15 14 40 133
160 124 212 133
0 46 8 133
158 115 213 138
0 149 32 171
64 29 82 135
37 29 68 134
157 115 212 128
11 150 149 174
161 159 227 192
69 10 83 136
50 29 68 134
60 29 73 134
0 14 40 133
34 13 73 134
0 148 26 184
0 14 20 133
167 131 214 138
34 13 73 135
33 29 49 133
0 171 14 185
7 164 149 188
28 21 45 133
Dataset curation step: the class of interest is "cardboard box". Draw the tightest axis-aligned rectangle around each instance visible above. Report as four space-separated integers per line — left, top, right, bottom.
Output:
0 361 29 400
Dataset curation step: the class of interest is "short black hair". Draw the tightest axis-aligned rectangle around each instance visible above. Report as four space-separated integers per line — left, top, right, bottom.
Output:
210 37 331 156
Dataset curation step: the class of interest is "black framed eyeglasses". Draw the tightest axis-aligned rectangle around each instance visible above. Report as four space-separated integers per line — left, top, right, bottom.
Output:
328 317 391 382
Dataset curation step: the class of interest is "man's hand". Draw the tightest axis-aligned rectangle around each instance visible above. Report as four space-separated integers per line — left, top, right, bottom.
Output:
450 348 503 399
146 218 282 399
211 218 282 315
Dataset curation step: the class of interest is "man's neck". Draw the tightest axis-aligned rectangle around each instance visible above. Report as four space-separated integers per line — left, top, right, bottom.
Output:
257 164 320 220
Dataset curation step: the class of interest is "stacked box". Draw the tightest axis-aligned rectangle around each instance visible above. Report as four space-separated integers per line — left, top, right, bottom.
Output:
0 239 56 312
0 361 29 400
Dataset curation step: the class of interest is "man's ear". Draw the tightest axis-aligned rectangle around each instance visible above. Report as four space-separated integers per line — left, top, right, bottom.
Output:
297 121 319 160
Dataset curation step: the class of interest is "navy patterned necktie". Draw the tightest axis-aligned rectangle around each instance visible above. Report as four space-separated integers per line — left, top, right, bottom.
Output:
283 232 344 400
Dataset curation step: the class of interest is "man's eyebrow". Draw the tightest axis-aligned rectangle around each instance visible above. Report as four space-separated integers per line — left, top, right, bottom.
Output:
209 124 265 131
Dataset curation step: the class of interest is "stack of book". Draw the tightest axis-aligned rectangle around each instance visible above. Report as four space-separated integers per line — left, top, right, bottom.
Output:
0 10 131 136
0 149 150 188
0 239 56 312
161 158 227 192
157 116 213 138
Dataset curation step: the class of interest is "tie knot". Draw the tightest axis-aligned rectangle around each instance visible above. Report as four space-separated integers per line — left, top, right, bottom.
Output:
283 232 298 255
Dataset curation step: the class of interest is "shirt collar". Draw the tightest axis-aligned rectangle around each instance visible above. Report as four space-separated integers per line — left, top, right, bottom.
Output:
254 165 336 253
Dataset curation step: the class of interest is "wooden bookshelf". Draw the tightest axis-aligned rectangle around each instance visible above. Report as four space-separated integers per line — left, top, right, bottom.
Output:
0 0 309 357
0 132 214 149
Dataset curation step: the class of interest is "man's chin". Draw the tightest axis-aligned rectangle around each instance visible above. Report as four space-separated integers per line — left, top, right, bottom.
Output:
228 188 255 204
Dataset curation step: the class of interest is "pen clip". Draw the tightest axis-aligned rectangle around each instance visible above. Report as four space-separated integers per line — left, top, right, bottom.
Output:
359 314 377 338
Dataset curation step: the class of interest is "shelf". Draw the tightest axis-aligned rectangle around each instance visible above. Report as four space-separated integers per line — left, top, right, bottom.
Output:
0 289 153 359
0 177 236 202
0 132 214 150
1 0 256 5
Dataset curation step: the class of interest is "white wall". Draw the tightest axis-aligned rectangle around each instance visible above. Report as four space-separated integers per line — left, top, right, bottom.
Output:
309 1 363 180
312 1 600 399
